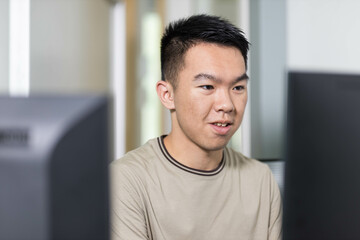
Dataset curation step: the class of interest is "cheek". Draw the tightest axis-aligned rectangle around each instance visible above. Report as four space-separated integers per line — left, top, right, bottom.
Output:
176 89 205 108
237 94 248 108
234 96 248 119
241 97 248 110
175 92 212 120
184 100 206 118
188 94 214 116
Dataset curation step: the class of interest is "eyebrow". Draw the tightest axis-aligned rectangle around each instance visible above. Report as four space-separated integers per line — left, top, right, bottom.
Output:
193 72 249 84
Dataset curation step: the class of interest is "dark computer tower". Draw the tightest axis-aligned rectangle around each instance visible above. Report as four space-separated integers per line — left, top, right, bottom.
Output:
0 95 110 240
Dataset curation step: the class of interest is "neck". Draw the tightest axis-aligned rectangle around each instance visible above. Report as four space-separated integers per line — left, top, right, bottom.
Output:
163 133 224 171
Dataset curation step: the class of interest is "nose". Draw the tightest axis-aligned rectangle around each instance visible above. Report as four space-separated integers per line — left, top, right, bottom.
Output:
214 89 234 113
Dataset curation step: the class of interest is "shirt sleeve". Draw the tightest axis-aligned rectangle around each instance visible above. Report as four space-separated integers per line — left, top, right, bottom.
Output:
268 170 283 240
110 161 149 240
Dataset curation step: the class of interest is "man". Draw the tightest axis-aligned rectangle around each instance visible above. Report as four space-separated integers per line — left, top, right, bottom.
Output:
111 14 282 240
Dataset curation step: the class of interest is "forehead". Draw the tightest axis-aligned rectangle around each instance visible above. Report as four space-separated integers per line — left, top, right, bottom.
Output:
181 42 246 77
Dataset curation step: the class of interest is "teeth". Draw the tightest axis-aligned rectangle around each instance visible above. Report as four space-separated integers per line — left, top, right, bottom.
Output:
215 123 228 127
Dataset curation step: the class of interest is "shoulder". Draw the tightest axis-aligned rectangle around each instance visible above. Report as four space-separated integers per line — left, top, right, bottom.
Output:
111 138 160 182
225 147 281 201
225 147 273 177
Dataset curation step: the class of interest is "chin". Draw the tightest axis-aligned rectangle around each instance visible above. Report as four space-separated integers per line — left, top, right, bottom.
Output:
202 139 230 152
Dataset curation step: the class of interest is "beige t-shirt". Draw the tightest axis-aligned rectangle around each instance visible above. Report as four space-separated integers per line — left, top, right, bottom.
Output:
111 136 282 240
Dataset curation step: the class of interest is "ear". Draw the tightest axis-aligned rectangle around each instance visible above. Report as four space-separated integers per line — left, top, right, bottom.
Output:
156 80 175 110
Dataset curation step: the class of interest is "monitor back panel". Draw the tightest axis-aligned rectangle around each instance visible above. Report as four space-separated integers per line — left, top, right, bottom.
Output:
283 72 360 239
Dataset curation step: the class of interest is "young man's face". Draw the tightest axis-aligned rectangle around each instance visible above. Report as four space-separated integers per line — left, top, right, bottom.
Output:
171 42 248 152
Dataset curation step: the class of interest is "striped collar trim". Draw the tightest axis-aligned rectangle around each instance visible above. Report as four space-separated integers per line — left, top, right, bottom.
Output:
157 136 225 176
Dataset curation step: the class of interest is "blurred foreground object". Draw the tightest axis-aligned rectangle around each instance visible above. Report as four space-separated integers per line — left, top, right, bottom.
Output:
0 95 110 240
284 71 360 239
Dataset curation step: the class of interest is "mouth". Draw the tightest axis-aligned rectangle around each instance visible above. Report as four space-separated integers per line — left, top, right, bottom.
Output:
211 122 232 127
210 122 232 135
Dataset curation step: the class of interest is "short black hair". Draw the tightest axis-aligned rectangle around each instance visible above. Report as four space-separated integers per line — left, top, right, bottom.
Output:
160 14 250 88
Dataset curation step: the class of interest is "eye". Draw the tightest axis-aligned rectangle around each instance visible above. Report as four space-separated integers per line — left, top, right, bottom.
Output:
200 85 214 90
233 85 245 91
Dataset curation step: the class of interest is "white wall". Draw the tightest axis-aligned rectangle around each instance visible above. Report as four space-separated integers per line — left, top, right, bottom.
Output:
0 0 9 94
165 0 193 23
1 0 113 94
30 0 111 94
111 1 126 159
287 0 360 73
249 0 287 160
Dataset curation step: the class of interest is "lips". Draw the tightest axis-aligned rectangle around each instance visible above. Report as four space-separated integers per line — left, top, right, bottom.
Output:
210 121 233 135
213 122 229 127
211 121 233 127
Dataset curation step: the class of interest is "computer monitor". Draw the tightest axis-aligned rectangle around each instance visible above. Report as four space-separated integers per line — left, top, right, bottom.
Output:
283 71 360 239
0 95 110 240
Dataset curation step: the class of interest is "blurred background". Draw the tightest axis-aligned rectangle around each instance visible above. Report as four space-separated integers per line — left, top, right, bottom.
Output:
1 0 360 191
